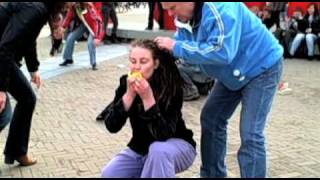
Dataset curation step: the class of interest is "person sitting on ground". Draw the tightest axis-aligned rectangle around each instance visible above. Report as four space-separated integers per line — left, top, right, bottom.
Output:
283 8 305 58
177 60 214 101
99 39 196 178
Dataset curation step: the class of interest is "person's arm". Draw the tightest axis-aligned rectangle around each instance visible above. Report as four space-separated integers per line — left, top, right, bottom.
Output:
140 91 183 141
62 6 74 29
311 17 320 35
24 41 40 73
104 76 130 133
172 3 242 65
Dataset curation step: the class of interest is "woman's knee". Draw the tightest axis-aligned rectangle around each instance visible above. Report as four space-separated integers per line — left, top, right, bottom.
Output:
148 142 173 159
306 34 316 43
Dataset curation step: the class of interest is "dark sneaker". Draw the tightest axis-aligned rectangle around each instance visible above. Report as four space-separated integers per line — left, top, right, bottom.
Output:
92 64 98 71
59 59 74 66
183 93 200 101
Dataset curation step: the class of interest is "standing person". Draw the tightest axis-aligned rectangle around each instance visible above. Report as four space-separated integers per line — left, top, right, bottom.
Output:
102 2 119 44
0 2 65 166
155 2 283 178
269 2 287 29
146 2 164 30
49 12 64 56
100 40 196 178
59 2 104 71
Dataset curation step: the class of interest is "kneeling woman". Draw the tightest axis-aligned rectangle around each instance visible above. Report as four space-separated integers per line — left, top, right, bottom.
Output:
100 40 196 178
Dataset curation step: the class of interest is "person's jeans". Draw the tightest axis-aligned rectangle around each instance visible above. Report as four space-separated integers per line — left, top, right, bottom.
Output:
290 33 318 57
306 33 318 56
290 33 305 56
200 59 283 178
63 24 96 66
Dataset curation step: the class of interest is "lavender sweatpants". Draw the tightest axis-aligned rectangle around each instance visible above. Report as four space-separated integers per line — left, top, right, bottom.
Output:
101 138 196 178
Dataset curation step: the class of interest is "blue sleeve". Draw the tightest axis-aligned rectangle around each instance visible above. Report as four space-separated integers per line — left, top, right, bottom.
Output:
173 3 241 65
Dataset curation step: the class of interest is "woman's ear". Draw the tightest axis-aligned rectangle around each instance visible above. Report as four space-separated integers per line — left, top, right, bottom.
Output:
154 59 160 70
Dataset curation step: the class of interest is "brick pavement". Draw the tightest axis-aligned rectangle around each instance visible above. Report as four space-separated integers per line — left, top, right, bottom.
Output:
0 56 320 178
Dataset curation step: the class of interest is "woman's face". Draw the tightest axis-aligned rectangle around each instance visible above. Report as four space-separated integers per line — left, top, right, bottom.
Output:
308 5 315 15
129 47 159 80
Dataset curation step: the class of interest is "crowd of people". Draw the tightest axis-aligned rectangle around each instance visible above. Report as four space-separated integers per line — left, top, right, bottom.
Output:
250 2 320 61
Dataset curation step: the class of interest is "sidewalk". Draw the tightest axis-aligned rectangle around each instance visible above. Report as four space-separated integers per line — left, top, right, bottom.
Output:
1 54 320 177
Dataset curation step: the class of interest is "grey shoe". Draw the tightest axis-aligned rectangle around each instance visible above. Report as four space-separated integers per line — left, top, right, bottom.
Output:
183 92 200 101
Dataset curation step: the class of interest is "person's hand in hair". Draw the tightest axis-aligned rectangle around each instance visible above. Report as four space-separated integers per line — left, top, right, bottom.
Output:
154 37 176 52
0 92 6 113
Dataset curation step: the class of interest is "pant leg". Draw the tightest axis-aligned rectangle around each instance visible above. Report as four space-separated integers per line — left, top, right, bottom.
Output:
63 24 87 61
87 34 96 66
306 33 317 56
157 2 164 29
102 7 109 33
0 7 10 38
141 138 196 178
0 93 12 132
109 7 118 36
4 64 37 158
289 33 305 56
101 148 144 178
238 60 283 178
147 2 155 29
200 81 242 178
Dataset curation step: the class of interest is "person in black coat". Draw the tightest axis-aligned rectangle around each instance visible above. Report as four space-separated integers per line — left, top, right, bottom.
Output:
99 40 196 178
0 2 65 166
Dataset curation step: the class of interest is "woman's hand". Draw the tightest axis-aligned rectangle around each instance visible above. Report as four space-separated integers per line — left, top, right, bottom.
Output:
0 92 6 114
155 37 176 51
134 78 156 111
31 71 41 89
122 77 137 111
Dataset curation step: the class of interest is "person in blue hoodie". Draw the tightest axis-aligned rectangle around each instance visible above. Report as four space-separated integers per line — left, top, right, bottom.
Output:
155 2 283 178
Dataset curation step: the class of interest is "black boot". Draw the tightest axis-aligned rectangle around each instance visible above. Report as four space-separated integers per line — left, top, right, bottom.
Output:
50 47 55 57
92 64 98 71
59 59 74 66
110 34 120 44
307 56 314 61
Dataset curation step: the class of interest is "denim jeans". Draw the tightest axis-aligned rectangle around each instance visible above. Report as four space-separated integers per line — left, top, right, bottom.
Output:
200 59 283 178
290 33 318 56
63 24 96 66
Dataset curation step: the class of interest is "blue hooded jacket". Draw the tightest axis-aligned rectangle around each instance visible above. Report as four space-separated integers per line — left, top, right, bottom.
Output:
173 2 283 91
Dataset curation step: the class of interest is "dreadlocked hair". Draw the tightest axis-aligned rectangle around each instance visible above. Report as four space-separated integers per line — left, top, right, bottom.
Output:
130 39 183 110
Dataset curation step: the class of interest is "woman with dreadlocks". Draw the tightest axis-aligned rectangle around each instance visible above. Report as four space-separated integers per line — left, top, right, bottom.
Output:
100 39 196 178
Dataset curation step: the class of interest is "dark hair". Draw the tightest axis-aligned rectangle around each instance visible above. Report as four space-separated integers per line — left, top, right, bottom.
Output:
130 39 183 110
306 3 319 17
